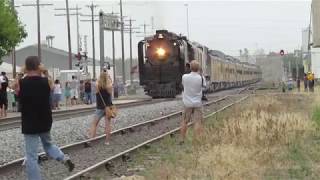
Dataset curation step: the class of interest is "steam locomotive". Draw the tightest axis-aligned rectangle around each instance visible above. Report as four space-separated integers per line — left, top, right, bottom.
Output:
138 30 261 98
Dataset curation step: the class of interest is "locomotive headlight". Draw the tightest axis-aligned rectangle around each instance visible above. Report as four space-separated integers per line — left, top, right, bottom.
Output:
156 47 166 57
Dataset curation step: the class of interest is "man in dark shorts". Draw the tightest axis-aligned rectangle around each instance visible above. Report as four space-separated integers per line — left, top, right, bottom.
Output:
19 56 74 180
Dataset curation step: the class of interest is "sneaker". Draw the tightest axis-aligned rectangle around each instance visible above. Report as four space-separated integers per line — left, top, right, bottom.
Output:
63 156 75 172
105 141 110 146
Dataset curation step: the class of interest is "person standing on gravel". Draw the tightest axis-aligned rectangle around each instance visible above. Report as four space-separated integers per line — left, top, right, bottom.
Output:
18 56 74 180
84 80 92 104
70 76 79 105
180 60 206 143
0 72 9 117
53 79 62 110
88 71 113 145
304 73 308 92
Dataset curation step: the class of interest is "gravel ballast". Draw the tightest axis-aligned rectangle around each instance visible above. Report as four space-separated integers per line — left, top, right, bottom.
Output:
0 100 183 165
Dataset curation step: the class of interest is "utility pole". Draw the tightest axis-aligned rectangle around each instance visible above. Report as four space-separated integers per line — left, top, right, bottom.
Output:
11 0 19 78
184 3 190 38
22 1 53 62
140 22 150 54
82 3 98 79
88 3 98 79
37 0 41 61
111 12 120 86
129 19 134 85
65 0 72 69
125 18 137 85
124 19 140 85
76 5 80 52
99 11 105 72
55 5 82 53
120 0 126 85
151 16 154 31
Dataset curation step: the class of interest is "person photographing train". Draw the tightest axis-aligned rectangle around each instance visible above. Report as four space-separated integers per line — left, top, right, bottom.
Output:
18 56 74 180
180 60 206 143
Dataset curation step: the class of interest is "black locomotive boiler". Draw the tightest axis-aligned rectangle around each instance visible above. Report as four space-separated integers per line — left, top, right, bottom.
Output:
138 30 261 98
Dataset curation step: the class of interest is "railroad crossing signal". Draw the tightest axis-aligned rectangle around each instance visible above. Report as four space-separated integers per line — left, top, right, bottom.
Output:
74 52 88 61
74 52 88 70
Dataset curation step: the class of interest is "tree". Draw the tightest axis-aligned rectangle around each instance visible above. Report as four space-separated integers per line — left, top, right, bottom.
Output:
0 0 27 64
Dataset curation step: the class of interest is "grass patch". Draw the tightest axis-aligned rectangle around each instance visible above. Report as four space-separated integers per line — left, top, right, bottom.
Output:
312 106 320 128
121 93 320 180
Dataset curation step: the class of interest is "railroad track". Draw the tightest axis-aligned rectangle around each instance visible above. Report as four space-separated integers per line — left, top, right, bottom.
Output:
70 95 250 180
0 85 255 132
0 89 252 180
0 98 171 131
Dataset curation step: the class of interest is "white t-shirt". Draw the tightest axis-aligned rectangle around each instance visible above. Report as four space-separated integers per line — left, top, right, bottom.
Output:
182 72 206 108
53 84 62 94
70 79 79 90
0 75 6 83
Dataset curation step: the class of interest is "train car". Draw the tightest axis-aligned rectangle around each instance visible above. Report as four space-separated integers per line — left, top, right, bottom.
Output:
138 30 261 98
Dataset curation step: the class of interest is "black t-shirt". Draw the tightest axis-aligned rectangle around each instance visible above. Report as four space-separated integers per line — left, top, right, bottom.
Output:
96 88 112 109
19 76 52 134
85 82 91 93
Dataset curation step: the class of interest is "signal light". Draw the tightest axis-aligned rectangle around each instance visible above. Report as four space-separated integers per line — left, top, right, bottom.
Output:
280 50 285 56
75 52 81 60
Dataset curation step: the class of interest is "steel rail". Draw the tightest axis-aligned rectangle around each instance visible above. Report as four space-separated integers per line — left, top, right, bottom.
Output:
0 86 254 179
0 96 228 173
0 98 166 131
64 95 250 180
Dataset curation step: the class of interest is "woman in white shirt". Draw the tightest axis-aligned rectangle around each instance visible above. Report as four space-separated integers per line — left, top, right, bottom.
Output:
53 80 62 110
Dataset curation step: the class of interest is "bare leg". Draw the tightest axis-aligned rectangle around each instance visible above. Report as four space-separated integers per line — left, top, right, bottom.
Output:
89 116 100 139
180 119 188 142
180 108 191 142
105 117 112 144
194 109 203 141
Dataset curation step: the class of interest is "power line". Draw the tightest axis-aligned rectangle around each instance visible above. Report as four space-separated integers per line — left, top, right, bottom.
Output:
55 5 82 53
22 0 53 62
52 0 77 69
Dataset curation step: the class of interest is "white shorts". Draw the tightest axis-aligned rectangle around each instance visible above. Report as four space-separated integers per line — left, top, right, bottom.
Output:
70 89 78 99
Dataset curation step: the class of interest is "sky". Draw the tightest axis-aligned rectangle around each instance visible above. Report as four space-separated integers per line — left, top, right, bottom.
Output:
14 0 312 60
